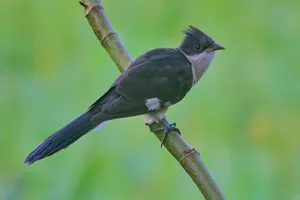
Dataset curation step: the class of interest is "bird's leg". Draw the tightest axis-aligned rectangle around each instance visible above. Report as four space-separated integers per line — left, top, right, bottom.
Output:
152 117 181 147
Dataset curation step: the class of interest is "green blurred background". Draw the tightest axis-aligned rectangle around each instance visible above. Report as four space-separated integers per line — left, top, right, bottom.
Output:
1 0 299 199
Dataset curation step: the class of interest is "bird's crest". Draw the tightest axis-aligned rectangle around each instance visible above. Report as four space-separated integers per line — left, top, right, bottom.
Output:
183 25 205 38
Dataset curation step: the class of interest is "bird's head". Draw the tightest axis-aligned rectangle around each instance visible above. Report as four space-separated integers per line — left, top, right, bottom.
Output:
179 25 224 56
179 26 225 85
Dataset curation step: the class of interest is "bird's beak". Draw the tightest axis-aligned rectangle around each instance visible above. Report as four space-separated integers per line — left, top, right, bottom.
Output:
212 43 225 51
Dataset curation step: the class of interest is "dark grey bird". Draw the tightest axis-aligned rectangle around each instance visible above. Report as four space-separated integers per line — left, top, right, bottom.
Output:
24 26 224 165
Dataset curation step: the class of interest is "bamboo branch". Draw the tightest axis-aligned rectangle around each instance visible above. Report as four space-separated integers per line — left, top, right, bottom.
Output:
79 1 226 199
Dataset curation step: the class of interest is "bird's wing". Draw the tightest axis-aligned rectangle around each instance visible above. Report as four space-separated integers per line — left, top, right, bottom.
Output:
90 48 193 123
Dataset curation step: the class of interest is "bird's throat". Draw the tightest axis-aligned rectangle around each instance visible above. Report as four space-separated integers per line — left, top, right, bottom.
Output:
180 50 215 86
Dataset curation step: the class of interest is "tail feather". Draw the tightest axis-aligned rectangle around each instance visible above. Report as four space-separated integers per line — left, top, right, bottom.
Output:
25 111 99 165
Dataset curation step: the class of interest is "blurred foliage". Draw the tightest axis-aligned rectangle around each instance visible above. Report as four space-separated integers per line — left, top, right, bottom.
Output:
0 0 299 199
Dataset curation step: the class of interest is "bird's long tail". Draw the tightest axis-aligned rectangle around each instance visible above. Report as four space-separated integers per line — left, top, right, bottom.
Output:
24 111 99 165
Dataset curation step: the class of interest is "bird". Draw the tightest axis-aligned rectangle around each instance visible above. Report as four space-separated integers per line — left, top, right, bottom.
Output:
24 25 225 165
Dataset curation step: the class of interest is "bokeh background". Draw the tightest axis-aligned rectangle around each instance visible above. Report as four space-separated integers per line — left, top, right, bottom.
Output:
1 0 299 199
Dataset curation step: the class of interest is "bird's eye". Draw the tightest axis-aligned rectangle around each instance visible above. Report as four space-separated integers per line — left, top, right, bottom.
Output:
195 44 201 50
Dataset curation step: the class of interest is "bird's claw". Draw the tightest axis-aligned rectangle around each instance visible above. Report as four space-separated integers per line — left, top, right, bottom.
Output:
151 120 181 147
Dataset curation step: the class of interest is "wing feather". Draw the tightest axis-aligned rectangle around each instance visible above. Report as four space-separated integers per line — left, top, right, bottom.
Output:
90 48 193 123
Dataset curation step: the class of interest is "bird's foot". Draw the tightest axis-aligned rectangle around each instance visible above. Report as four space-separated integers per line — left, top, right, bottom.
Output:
151 118 181 147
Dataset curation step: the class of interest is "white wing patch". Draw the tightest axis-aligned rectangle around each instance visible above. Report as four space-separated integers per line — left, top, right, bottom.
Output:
146 98 161 111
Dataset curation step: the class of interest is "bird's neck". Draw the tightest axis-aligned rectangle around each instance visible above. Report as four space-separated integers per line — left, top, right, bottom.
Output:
179 49 215 86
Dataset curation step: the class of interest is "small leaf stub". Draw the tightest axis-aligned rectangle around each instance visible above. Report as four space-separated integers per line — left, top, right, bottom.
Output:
79 1 99 17
79 1 87 8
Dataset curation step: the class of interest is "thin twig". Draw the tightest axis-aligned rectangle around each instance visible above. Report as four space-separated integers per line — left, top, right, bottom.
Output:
79 1 226 199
